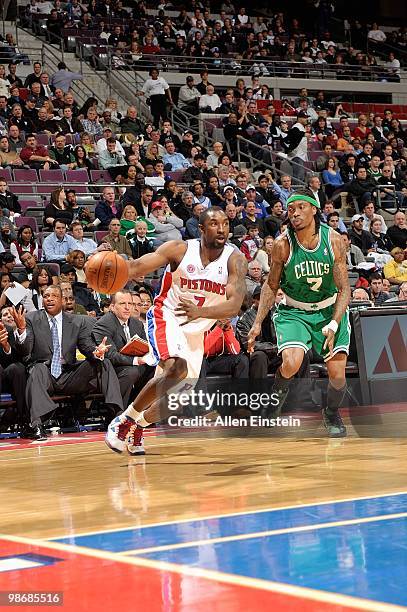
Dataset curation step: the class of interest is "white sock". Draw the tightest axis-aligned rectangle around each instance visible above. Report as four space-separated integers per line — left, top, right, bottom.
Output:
124 404 142 421
136 410 151 428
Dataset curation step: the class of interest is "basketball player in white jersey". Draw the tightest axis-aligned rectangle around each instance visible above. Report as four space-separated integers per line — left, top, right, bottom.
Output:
105 207 247 455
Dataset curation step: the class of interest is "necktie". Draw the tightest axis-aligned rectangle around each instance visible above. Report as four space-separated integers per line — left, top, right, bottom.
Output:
123 323 131 342
50 317 62 378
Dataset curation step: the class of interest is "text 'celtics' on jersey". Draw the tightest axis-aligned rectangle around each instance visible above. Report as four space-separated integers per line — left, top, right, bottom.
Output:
280 223 337 307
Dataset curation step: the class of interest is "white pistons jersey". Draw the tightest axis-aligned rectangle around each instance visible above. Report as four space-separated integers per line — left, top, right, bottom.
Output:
154 239 234 334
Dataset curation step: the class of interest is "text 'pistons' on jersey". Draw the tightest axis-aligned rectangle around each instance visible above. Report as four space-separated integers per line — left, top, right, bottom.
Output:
153 239 235 334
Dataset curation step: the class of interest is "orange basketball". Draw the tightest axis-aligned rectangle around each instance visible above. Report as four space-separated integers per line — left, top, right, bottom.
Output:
85 251 129 294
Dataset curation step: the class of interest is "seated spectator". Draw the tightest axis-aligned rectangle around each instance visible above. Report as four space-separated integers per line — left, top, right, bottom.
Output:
236 285 282 378
10 225 39 265
96 128 126 156
81 107 103 137
49 134 76 170
99 137 127 180
353 114 371 141
163 140 191 171
183 154 210 184
386 211 407 249
240 225 263 261
383 247 407 285
95 186 123 230
361 200 387 234
199 85 222 113
33 106 58 134
340 153 358 183
172 190 194 224
59 272 100 315
191 180 211 209
352 288 372 302
0 177 21 216
44 187 74 230
185 202 205 239
206 142 224 169
345 166 377 208
79 132 96 155
245 260 263 295
0 136 24 168
61 284 88 315
370 218 393 252
66 189 93 229
270 174 294 208
42 219 77 262
201 319 249 384
119 204 138 237
0 214 15 250
348 214 375 255
128 220 155 259
16 252 56 287
73 145 92 172
71 221 98 256
178 75 201 114
322 157 344 198
66 249 87 284
264 200 286 237
253 235 274 273
57 106 84 135
368 272 390 305
385 282 407 303
30 265 55 309
10 103 34 133
20 133 57 170
103 218 132 258
149 200 183 243
120 106 144 137
340 232 365 270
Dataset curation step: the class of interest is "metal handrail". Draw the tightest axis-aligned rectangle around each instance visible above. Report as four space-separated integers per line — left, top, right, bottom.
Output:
236 134 307 186
66 47 404 82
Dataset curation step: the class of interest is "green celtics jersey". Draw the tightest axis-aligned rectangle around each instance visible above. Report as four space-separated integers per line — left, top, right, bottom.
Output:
280 223 337 304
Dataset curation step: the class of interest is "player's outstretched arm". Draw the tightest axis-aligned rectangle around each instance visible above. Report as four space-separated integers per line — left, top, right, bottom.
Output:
127 240 186 279
176 251 248 322
247 238 287 352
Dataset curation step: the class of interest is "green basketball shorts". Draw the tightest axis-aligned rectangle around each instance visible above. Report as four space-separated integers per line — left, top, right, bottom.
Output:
273 303 351 362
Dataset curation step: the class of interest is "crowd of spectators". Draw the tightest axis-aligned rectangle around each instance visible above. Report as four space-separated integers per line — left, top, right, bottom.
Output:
20 1 404 81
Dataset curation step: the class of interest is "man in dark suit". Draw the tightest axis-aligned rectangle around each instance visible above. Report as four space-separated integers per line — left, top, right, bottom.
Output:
92 290 152 408
0 314 28 430
13 286 123 440
57 106 84 135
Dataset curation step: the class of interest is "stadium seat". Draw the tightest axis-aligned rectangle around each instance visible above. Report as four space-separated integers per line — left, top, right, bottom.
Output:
95 230 108 243
65 169 89 194
39 169 64 183
15 216 39 233
13 169 38 183
0 168 12 182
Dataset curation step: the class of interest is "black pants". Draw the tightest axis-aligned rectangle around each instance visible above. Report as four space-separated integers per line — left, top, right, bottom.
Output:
116 364 154 408
249 351 281 378
150 94 168 128
26 359 123 424
0 362 28 425
201 353 249 378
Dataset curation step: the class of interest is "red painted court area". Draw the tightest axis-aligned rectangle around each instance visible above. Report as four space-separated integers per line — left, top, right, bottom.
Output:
0 538 362 612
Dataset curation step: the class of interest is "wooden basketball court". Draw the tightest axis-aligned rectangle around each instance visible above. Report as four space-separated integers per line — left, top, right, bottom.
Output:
1 410 407 611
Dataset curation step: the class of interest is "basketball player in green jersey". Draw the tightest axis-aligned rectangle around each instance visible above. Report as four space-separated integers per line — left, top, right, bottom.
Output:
247 188 351 437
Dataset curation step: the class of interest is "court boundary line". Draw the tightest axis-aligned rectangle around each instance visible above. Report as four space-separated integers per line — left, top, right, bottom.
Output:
121 511 407 555
49 489 407 541
1 533 404 612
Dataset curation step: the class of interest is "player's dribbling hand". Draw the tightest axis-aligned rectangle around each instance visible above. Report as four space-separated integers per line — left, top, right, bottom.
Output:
247 323 261 353
175 297 200 323
322 328 335 359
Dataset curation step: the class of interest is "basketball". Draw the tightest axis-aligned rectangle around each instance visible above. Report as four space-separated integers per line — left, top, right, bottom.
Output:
85 251 129 294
